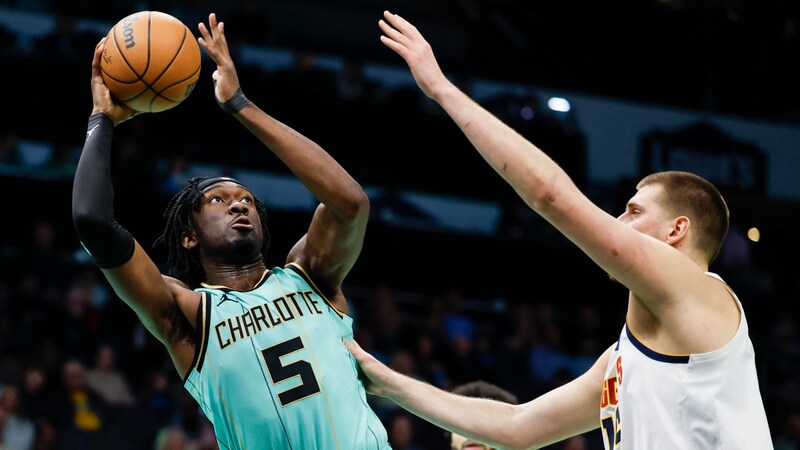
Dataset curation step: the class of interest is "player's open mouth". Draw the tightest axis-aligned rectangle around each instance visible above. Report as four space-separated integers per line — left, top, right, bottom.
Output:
231 217 254 230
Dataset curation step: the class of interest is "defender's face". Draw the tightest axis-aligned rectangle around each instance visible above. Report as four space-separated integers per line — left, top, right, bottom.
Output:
617 184 673 241
192 182 264 258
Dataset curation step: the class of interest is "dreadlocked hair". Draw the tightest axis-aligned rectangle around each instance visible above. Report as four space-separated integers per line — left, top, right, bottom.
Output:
153 176 271 288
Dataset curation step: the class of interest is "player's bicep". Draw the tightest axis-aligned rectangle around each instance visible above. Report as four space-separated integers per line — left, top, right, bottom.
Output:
287 203 367 292
102 240 181 342
542 194 699 304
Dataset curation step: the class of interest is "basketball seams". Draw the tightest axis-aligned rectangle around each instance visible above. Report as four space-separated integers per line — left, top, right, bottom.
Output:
146 25 189 109
112 22 144 82
102 11 200 112
156 64 200 101
144 11 151 83
102 25 148 100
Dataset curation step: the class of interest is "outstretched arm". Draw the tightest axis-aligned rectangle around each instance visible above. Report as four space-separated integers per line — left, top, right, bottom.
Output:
347 340 609 449
198 14 369 304
378 11 709 309
72 38 197 375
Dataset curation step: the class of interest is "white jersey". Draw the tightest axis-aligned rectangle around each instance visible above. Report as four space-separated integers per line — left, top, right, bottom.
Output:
600 273 772 449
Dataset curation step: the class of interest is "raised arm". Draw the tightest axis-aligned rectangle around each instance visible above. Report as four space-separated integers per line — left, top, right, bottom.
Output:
378 11 710 308
347 340 609 449
72 38 197 374
198 14 369 301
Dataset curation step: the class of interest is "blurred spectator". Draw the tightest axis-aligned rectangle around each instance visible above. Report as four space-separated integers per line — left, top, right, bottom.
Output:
0 385 35 450
85 344 135 406
414 332 446 387
387 413 421 450
529 323 572 386
442 290 476 343
153 425 190 450
447 381 518 450
48 282 97 362
51 359 110 449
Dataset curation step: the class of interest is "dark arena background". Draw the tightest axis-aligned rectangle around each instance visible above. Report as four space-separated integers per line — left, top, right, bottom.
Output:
1 1 799 449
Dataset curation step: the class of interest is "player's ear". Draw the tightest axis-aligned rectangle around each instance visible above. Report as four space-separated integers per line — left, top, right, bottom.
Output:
182 230 198 250
666 215 690 246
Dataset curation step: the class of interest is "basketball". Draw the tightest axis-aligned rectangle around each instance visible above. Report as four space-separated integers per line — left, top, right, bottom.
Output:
100 11 201 113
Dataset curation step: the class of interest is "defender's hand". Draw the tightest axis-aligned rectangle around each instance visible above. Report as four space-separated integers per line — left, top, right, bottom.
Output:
198 13 241 104
344 339 395 397
379 11 451 100
91 38 138 125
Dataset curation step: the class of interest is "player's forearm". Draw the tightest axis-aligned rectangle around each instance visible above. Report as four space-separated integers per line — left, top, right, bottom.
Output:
72 114 135 268
432 84 580 213
381 371 526 449
233 104 369 220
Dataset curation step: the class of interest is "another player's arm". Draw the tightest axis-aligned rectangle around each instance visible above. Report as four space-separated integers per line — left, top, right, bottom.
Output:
198 14 369 306
347 340 609 450
379 11 709 307
72 38 198 375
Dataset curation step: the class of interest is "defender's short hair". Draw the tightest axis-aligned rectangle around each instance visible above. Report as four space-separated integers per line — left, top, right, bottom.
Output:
637 171 729 264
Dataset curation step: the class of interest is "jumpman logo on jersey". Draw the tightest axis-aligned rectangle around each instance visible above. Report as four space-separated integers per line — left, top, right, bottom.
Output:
216 293 239 307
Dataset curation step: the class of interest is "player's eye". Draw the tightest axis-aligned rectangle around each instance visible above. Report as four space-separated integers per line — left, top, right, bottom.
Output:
210 196 223 203
241 197 252 204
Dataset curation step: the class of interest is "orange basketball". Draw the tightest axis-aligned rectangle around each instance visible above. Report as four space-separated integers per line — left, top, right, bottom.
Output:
100 11 201 113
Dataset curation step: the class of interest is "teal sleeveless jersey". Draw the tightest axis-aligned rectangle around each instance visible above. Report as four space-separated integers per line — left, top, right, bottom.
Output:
183 263 389 450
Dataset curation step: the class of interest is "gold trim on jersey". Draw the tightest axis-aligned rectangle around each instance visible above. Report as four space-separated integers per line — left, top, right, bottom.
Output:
183 292 212 383
285 262 346 318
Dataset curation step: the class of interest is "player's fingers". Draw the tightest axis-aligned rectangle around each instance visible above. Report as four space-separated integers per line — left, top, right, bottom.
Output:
380 35 408 58
198 22 212 42
379 19 407 44
216 22 228 48
91 37 105 74
209 13 219 38
385 11 422 40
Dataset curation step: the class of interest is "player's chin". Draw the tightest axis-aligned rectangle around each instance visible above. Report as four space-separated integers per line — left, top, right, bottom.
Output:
227 234 262 254
608 273 621 284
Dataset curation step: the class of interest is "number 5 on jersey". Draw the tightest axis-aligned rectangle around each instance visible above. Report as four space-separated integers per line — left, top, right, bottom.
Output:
261 336 321 406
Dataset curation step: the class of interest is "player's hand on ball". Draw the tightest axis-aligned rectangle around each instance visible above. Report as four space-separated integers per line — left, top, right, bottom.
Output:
197 13 241 104
91 38 138 125
379 11 451 100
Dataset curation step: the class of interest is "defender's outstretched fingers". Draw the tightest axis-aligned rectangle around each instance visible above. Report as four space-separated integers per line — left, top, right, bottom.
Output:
198 22 212 46
379 35 408 57
379 19 406 44
384 11 415 35
208 13 219 39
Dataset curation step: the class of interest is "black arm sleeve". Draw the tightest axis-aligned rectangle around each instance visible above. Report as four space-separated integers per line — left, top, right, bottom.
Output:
72 114 135 269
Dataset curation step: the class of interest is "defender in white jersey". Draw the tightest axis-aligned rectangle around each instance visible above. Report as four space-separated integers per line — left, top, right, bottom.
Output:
344 11 772 450
600 273 771 449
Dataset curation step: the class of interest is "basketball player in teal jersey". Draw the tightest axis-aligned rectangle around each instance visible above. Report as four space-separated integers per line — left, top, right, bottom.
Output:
73 13 389 450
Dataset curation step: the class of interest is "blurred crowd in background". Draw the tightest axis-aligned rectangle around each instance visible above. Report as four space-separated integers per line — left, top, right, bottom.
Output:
1 0 800 449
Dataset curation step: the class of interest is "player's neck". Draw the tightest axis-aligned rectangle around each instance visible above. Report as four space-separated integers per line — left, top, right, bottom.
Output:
203 260 268 291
